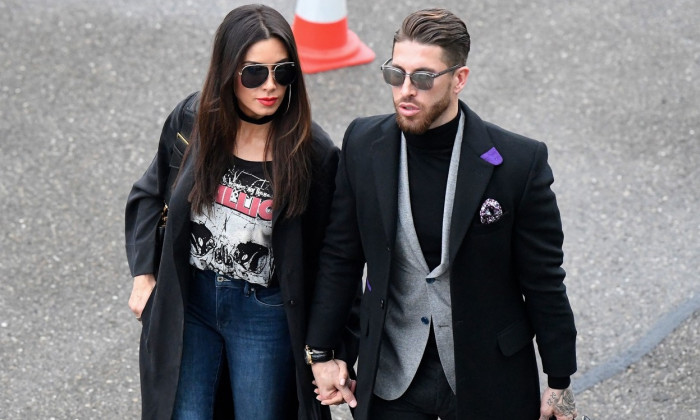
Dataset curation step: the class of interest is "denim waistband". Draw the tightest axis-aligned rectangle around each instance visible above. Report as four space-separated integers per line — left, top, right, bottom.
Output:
194 268 277 290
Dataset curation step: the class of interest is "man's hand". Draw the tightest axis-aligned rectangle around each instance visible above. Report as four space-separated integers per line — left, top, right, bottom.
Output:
539 387 577 420
128 274 156 320
310 359 357 407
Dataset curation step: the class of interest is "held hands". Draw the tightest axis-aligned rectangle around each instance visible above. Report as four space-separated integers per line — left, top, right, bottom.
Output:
539 387 578 420
309 361 578 418
311 359 357 408
128 274 156 321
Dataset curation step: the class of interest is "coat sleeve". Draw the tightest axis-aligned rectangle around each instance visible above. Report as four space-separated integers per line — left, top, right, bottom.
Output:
124 92 196 277
513 142 577 378
306 119 367 350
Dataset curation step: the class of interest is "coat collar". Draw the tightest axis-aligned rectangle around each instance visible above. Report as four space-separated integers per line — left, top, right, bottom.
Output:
370 117 402 246
168 154 195 251
448 101 500 261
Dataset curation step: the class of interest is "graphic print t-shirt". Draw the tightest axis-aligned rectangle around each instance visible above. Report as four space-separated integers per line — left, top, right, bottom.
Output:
189 157 275 287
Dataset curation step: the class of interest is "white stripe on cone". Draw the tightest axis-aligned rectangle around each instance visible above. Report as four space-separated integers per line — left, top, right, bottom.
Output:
295 0 347 23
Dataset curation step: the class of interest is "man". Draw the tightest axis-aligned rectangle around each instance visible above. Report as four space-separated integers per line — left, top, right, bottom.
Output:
305 8 578 420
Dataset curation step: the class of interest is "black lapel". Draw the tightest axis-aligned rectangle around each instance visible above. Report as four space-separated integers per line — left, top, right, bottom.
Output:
272 195 286 229
169 154 195 249
449 102 498 262
370 119 401 246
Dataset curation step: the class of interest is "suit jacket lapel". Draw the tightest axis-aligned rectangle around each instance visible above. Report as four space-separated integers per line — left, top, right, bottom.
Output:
449 103 498 262
371 120 401 246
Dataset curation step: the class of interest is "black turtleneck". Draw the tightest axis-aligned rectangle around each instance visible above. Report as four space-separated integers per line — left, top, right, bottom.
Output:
404 112 460 270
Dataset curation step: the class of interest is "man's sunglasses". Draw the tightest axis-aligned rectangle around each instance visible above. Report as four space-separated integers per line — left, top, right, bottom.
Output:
380 58 461 90
238 62 297 89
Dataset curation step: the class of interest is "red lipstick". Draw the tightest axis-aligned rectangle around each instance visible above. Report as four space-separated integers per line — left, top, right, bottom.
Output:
257 97 278 106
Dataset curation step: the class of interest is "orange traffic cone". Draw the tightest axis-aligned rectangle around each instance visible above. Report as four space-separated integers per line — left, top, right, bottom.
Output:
292 0 375 74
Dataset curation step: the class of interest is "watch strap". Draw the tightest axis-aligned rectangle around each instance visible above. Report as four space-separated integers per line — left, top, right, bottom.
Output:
305 345 334 365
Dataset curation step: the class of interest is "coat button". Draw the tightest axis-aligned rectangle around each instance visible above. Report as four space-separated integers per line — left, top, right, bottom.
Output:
421 316 429 325
380 299 385 309
288 299 296 306
426 277 435 284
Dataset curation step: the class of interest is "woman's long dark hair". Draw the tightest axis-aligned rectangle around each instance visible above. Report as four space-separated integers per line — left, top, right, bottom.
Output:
189 4 313 219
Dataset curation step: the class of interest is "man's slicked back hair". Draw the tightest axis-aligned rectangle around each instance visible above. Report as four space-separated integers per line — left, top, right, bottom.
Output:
393 8 470 67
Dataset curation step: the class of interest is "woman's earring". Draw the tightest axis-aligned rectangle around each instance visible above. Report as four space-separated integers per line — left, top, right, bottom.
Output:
285 85 292 114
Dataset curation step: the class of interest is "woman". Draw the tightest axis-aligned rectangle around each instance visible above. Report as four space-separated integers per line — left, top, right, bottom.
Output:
125 5 356 419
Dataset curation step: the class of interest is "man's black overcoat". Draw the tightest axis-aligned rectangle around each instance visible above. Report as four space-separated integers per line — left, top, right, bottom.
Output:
307 101 577 419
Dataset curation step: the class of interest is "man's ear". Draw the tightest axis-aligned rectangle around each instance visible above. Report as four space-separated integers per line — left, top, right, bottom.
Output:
453 66 470 94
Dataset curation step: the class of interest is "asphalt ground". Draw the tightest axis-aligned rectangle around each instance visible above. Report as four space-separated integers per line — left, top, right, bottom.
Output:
0 0 698 418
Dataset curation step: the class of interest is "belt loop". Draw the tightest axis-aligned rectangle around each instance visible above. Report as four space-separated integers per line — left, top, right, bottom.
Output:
244 282 253 297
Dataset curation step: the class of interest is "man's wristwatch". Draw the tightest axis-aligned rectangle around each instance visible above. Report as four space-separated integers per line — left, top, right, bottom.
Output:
304 345 334 365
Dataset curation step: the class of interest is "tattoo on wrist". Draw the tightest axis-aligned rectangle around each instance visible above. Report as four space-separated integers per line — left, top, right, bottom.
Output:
553 388 576 416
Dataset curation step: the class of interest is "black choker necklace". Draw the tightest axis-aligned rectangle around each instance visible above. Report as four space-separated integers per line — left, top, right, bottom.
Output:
238 111 275 125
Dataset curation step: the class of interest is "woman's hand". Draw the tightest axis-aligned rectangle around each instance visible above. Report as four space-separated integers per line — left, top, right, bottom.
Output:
311 359 357 407
128 274 156 321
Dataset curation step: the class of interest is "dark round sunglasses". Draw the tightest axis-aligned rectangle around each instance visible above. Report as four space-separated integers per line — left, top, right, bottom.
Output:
239 62 297 89
380 58 461 90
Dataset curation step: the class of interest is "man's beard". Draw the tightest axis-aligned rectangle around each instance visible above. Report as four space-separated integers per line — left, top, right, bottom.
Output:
394 90 451 135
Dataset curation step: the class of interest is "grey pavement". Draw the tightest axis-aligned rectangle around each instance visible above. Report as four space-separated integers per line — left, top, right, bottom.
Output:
1 0 698 419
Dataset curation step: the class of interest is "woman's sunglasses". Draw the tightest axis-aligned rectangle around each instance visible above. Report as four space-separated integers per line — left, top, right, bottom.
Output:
238 62 297 89
380 58 461 90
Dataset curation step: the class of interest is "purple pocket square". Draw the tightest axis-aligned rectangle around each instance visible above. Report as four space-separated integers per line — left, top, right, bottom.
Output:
480 147 503 166
479 198 503 224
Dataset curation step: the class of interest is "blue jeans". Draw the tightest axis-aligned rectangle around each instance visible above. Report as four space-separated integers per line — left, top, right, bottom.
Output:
172 269 295 420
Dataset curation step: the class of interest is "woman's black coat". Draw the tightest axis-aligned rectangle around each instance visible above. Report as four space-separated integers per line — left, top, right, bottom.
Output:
125 93 358 419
